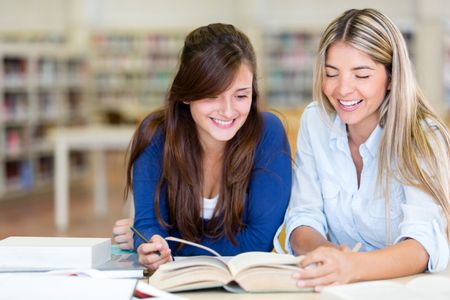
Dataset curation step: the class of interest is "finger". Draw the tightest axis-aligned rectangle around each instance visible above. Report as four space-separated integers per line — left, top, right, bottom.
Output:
114 232 133 243
294 261 334 280
138 241 166 255
138 252 162 268
153 248 172 263
338 245 351 253
115 218 133 226
296 272 338 289
112 225 131 236
146 255 172 271
150 235 167 245
118 240 134 250
300 251 327 268
139 247 172 269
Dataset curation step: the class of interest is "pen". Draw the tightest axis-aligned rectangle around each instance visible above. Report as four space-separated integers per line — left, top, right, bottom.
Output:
351 242 362 252
130 226 161 256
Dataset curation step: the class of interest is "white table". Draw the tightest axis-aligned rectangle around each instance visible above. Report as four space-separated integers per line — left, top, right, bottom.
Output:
52 126 135 231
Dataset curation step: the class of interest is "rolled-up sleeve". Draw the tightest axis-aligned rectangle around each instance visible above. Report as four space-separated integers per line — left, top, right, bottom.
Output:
394 186 449 272
277 108 328 255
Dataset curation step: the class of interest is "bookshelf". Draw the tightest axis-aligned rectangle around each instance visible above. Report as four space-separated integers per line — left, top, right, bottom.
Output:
262 30 320 108
90 31 186 122
262 29 415 108
0 44 89 199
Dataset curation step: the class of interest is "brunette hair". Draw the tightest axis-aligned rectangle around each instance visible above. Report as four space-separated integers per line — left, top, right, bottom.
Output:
125 23 262 244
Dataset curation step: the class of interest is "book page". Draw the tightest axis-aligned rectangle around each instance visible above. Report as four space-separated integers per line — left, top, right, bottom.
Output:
406 275 450 299
158 256 229 272
320 280 426 300
149 260 232 292
0 274 136 300
165 237 220 256
227 252 303 276
234 265 311 292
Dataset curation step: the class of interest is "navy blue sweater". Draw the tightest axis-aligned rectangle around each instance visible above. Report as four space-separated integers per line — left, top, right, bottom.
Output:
132 112 292 255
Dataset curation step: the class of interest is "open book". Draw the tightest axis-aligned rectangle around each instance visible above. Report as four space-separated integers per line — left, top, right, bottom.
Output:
147 236 311 293
321 275 450 300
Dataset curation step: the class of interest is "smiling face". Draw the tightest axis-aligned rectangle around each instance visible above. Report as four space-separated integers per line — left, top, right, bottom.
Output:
189 63 253 151
323 41 390 137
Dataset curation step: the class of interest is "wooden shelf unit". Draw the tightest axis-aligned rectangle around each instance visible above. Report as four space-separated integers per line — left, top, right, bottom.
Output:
0 44 90 199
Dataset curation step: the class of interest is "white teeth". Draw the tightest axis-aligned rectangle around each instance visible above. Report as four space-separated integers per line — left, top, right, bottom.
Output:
212 118 233 125
338 99 361 106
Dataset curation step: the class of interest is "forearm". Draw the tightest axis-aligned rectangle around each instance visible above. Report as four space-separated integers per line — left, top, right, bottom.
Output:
290 226 336 255
351 239 429 282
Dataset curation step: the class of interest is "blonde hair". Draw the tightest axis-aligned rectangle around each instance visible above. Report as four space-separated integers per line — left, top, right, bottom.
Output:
313 8 450 239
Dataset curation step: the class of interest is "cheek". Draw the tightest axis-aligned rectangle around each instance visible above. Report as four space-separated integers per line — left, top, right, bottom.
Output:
190 103 211 117
365 83 387 104
237 99 252 116
322 81 333 98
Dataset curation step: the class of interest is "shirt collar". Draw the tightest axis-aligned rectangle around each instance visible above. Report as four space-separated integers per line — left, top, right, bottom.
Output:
363 124 383 158
329 113 383 158
329 113 347 152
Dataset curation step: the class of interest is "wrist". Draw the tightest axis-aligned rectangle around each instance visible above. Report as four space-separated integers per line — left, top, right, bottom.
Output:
348 252 364 283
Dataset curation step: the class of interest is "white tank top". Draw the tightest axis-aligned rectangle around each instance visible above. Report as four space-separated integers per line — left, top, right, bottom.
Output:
202 194 218 220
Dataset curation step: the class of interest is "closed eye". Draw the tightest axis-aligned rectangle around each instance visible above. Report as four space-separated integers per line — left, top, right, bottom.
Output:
236 94 250 100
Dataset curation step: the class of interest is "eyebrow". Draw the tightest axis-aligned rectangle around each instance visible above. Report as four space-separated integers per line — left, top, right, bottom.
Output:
235 87 252 92
325 64 375 71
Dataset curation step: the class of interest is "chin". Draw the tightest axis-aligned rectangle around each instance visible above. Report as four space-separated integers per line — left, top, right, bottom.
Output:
213 132 238 142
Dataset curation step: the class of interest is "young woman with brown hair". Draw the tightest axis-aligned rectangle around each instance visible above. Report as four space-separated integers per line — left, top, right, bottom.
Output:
118 23 291 270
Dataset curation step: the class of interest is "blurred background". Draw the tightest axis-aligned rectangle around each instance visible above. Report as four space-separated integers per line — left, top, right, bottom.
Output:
0 0 449 239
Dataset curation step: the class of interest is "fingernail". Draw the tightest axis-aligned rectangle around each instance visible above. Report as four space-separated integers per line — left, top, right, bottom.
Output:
292 272 301 279
297 280 305 287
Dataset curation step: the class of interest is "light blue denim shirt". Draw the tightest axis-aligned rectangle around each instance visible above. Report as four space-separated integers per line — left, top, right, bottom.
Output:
275 102 449 272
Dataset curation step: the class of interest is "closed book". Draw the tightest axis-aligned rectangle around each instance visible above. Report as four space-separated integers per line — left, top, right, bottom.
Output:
95 245 146 278
0 236 111 269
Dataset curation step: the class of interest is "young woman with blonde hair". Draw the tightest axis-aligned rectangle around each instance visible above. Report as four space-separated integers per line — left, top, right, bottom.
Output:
279 8 450 290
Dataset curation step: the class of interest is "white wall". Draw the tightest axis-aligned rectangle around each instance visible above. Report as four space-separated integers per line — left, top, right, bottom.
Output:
0 0 448 113
0 0 67 32
0 0 419 32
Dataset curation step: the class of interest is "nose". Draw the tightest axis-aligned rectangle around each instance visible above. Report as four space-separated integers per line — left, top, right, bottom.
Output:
336 76 355 96
218 96 236 118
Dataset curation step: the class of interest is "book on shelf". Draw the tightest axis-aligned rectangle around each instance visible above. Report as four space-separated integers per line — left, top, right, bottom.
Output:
320 275 450 300
147 236 310 293
0 236 111 270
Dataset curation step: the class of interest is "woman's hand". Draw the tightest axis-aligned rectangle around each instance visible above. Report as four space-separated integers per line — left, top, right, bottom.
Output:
293 246 359 291
112 218 134 250
137 235 173 271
